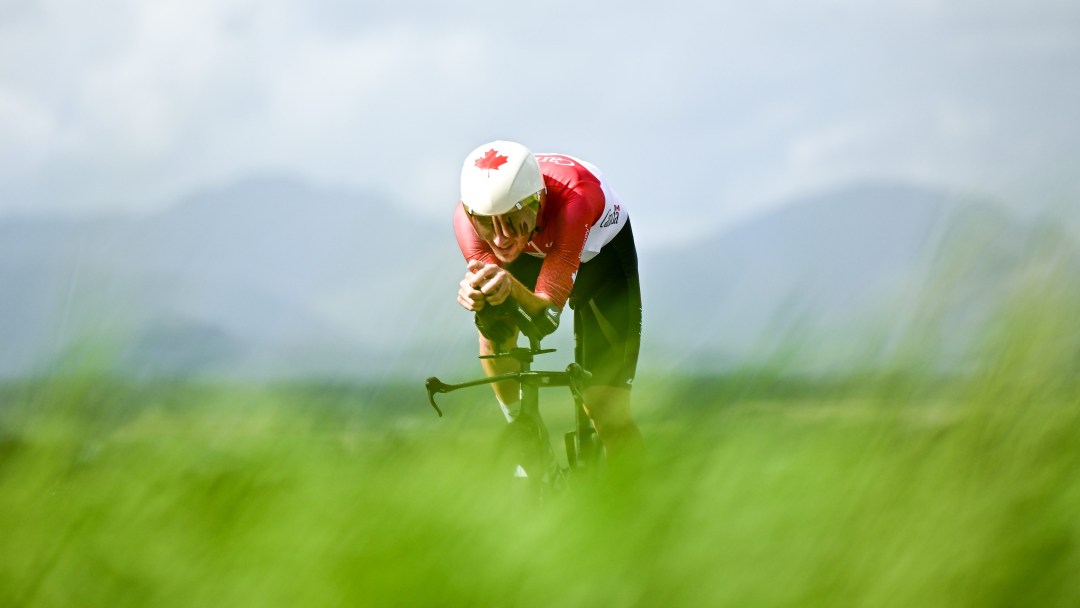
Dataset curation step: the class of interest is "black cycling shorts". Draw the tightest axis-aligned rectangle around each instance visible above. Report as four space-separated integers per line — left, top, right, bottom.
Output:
506 218 642 389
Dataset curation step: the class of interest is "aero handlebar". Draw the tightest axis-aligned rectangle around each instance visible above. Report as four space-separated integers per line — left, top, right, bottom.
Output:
424 363 590 417
474 301 561 346
424 301 578 417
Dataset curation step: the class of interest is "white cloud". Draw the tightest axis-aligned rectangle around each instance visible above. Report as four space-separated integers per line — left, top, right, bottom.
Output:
0 0 1078 237
0 88 57 181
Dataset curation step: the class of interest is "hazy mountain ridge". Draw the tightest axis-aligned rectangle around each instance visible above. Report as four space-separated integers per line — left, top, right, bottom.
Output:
0 177 461 378
2 178 1076 379
645 183 1080 371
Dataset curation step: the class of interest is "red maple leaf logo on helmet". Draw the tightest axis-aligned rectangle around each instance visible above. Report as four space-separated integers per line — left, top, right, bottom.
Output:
475 148 509 173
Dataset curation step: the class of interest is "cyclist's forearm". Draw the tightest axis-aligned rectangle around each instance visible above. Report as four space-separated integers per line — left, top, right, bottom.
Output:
508 276 556 317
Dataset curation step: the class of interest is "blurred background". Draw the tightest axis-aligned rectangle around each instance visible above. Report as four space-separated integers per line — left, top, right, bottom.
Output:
2 0 1079 380
3 4 1080 605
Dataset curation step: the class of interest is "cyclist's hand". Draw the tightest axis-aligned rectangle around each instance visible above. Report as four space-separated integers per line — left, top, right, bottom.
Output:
470 261 512 306
459 260 495 311
458 275 486 311
464 261 514 308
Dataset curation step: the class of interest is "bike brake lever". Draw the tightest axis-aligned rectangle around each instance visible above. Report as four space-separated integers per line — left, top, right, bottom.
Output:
424 377 447 417
566 363 592 400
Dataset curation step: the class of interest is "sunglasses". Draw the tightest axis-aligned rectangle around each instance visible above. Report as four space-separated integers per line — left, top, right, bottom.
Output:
466 192 541 241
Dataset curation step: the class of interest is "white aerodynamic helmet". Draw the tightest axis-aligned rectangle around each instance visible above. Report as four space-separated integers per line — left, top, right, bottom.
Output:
460 140 544 216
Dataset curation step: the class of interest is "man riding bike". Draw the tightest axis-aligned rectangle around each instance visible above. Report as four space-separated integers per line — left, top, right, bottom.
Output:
453 140 643 465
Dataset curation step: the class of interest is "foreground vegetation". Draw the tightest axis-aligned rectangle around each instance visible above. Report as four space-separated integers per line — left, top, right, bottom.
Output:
1 306 1078 606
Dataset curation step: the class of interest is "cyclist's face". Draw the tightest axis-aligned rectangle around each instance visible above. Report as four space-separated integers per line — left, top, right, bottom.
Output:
468 194 541 262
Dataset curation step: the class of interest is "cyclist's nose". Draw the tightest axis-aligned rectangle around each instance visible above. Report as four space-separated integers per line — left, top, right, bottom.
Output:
491 216 514 246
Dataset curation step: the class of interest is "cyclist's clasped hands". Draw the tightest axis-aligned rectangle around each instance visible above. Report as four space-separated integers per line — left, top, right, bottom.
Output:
458 259 512 311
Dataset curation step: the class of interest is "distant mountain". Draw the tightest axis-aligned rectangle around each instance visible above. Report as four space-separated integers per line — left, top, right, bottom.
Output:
1 178 1076 379
643 182 1080 372
0 176 472 379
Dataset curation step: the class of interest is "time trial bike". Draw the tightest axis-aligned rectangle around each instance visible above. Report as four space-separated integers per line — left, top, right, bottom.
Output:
424 302 602 498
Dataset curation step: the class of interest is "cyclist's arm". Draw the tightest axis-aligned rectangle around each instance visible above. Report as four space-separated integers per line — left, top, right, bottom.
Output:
507 275 557 318
453 202 499 264
528 186 600 308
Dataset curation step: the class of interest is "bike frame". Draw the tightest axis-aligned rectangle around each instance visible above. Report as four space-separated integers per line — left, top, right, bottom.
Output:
425 305 602 479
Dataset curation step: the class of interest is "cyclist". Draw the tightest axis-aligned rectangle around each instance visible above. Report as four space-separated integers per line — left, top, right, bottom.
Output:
453 140 643 463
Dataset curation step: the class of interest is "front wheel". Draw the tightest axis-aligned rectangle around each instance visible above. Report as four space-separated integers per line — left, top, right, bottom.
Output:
495 416 546 480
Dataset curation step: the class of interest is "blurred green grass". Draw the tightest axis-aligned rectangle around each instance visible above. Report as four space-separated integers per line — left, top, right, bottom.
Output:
2 306 1079 607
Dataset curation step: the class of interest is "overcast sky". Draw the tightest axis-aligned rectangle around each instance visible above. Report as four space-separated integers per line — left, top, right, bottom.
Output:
1 0 1078 243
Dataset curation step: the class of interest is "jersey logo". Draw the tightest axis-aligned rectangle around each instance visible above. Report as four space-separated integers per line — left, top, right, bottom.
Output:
475 148 509 173
599 204 621 228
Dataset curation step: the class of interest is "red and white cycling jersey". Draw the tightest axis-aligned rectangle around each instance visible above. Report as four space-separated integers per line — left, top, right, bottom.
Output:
454 153 628 308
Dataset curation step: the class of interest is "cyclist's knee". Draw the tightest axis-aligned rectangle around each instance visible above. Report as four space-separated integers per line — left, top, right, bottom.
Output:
583 386 634 432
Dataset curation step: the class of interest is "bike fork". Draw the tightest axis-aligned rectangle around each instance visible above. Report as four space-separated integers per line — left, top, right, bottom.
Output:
517 381 560 480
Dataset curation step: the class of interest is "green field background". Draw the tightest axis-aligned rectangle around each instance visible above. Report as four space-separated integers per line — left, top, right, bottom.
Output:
1 300 1078 607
